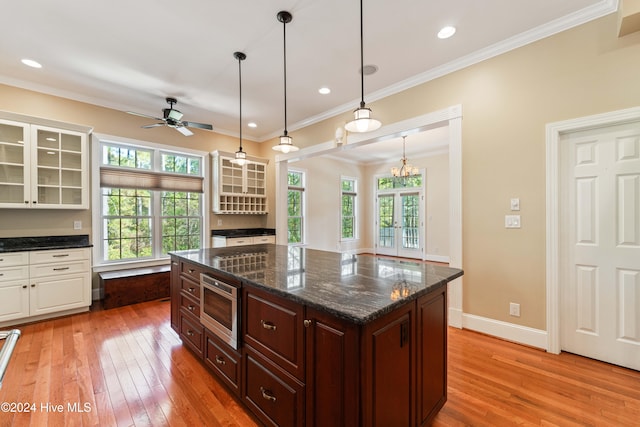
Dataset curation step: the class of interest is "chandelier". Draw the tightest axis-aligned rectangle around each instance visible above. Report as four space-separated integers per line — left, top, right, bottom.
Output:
391 136 418 178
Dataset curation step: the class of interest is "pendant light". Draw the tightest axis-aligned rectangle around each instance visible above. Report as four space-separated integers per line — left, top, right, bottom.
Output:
345 0 381 133
230 51 248 165
272 11 299 153
391 136 419 178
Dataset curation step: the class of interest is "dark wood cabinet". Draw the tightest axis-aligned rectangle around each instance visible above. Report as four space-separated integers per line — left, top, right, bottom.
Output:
170 257 450 427
417 286 448 426
362 303 414 427
170 256 180 332
204 328 242 397
304 307 360 427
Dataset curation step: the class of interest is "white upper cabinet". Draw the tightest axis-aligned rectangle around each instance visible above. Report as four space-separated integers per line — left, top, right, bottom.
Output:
0 117 89 209
212 150 268 214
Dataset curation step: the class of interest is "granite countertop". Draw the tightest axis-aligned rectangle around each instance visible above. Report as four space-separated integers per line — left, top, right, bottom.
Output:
0 235 92 253
171 244 463 325
211 228 275 238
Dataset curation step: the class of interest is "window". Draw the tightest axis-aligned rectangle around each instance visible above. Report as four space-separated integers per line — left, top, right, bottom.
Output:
287 170 305 244
97 140 205 264
341 177 357 240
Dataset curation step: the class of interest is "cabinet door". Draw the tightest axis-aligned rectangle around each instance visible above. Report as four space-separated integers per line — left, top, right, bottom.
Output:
30 273 90 316
0 280 29 323
0 119 30 207
304 307 360 427
363 303 414 427
417 287 447 425
204 328 242 397
30 125 87 208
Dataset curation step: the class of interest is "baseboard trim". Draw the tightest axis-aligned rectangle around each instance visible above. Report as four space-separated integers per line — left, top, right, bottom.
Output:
448 307 463 328
92 288 101 301
462 313 548 350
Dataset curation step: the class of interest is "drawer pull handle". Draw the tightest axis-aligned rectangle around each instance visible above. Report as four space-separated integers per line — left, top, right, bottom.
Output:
215 355 226 365
53 254 70 258
261 320 277 331
53 267 70 271
186 330 194 336
22 285 27 289
0 273 3 277
188 269 196 273
188 287 196 293
172 261 178 266
304 319 312 328
260 387 277 402
188 305 195 311
0 258 3 262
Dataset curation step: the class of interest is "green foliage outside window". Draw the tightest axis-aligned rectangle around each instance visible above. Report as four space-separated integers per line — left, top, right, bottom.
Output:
288 189 302 243
341 178 356 239
103 145 152 169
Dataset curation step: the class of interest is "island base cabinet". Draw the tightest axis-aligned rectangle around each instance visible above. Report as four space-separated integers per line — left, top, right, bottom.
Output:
362 304 414 427
417 287 447 426
204 329 242 397
305 307 360 427
244 347 305 427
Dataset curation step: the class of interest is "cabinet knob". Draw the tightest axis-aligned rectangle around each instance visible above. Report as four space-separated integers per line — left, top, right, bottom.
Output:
215 355 226 365
22 285 27 289
260 387 277 403
261 320 277 331
303 319 312 328
31 284 36 287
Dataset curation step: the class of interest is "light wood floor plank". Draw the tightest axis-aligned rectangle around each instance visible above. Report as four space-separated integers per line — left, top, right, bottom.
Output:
1 299 639 426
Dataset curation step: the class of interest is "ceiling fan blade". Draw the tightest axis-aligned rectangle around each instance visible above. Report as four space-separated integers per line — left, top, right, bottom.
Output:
127 111 164 121
141 123 165 129
183 121 213 131
175 126 194 136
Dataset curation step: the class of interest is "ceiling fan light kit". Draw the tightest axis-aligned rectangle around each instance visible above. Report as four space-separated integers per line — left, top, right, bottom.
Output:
127 97 213 136
272 10 299 153
345 0 382 134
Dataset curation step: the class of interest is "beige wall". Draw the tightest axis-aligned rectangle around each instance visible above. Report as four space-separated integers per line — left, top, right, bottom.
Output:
1 13 639 331
259 14 640 330
0 85 268 239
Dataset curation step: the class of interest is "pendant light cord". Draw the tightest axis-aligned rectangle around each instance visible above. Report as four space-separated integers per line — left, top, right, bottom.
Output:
359 0 365 108
283 16 289 135
238 54 243 150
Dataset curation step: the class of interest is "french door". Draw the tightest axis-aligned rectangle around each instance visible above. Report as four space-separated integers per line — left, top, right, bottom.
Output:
376 191 423 259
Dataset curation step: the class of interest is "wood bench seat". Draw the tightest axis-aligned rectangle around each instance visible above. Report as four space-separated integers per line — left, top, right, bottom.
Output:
100 265 171 309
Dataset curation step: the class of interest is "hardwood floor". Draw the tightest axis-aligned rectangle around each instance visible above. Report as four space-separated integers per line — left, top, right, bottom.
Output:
0 299 638 426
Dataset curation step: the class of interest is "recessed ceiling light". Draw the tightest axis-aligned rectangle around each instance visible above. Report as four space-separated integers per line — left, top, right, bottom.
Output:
318 87 331 95
248 122 257 128
21 58 42 68
361 64 378 76
437 26 456 39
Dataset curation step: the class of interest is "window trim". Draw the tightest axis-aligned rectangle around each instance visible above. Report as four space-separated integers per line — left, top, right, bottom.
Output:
91 133 210 271
340 176 358 242
287 168 306 246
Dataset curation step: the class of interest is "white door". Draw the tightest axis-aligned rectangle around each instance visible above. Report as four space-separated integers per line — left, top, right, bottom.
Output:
560 121 640 371
376 191 423 259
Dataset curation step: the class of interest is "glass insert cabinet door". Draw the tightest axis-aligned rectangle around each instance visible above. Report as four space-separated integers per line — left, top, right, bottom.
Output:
31 126 85 207
0 119 30 206
376 192 423 259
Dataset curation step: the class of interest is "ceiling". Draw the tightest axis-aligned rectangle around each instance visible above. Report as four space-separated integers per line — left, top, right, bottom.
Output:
0 0 615 147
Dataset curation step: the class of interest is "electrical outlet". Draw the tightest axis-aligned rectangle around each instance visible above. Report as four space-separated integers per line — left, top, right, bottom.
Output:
509 302 521 317
217 219 223 226
505 215 521 228
73 220 82 230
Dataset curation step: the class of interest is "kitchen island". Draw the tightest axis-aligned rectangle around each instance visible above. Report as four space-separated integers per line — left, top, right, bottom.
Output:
170 244 463 426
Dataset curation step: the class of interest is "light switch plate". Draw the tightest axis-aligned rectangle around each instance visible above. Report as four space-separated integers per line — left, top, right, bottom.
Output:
505 215 521 228
510 198 520 211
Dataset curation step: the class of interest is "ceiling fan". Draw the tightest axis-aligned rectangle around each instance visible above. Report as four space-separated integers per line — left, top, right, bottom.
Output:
127 97 213 136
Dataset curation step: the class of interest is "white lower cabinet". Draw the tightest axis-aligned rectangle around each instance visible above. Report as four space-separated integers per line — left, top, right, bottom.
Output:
212 235 276 248
0 247 91 325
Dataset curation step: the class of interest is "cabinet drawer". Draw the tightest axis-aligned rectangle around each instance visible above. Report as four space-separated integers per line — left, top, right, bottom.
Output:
30 260 90 279
180 275 201 300
244 287 304 380
180 291 200 317
253 235 275 244
30 248 89 264
226 237 254 247
180 260 205 283
0 265 29 282
0 252 29 268
244 350 304 427
205 330 242 397
180 312 204 358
